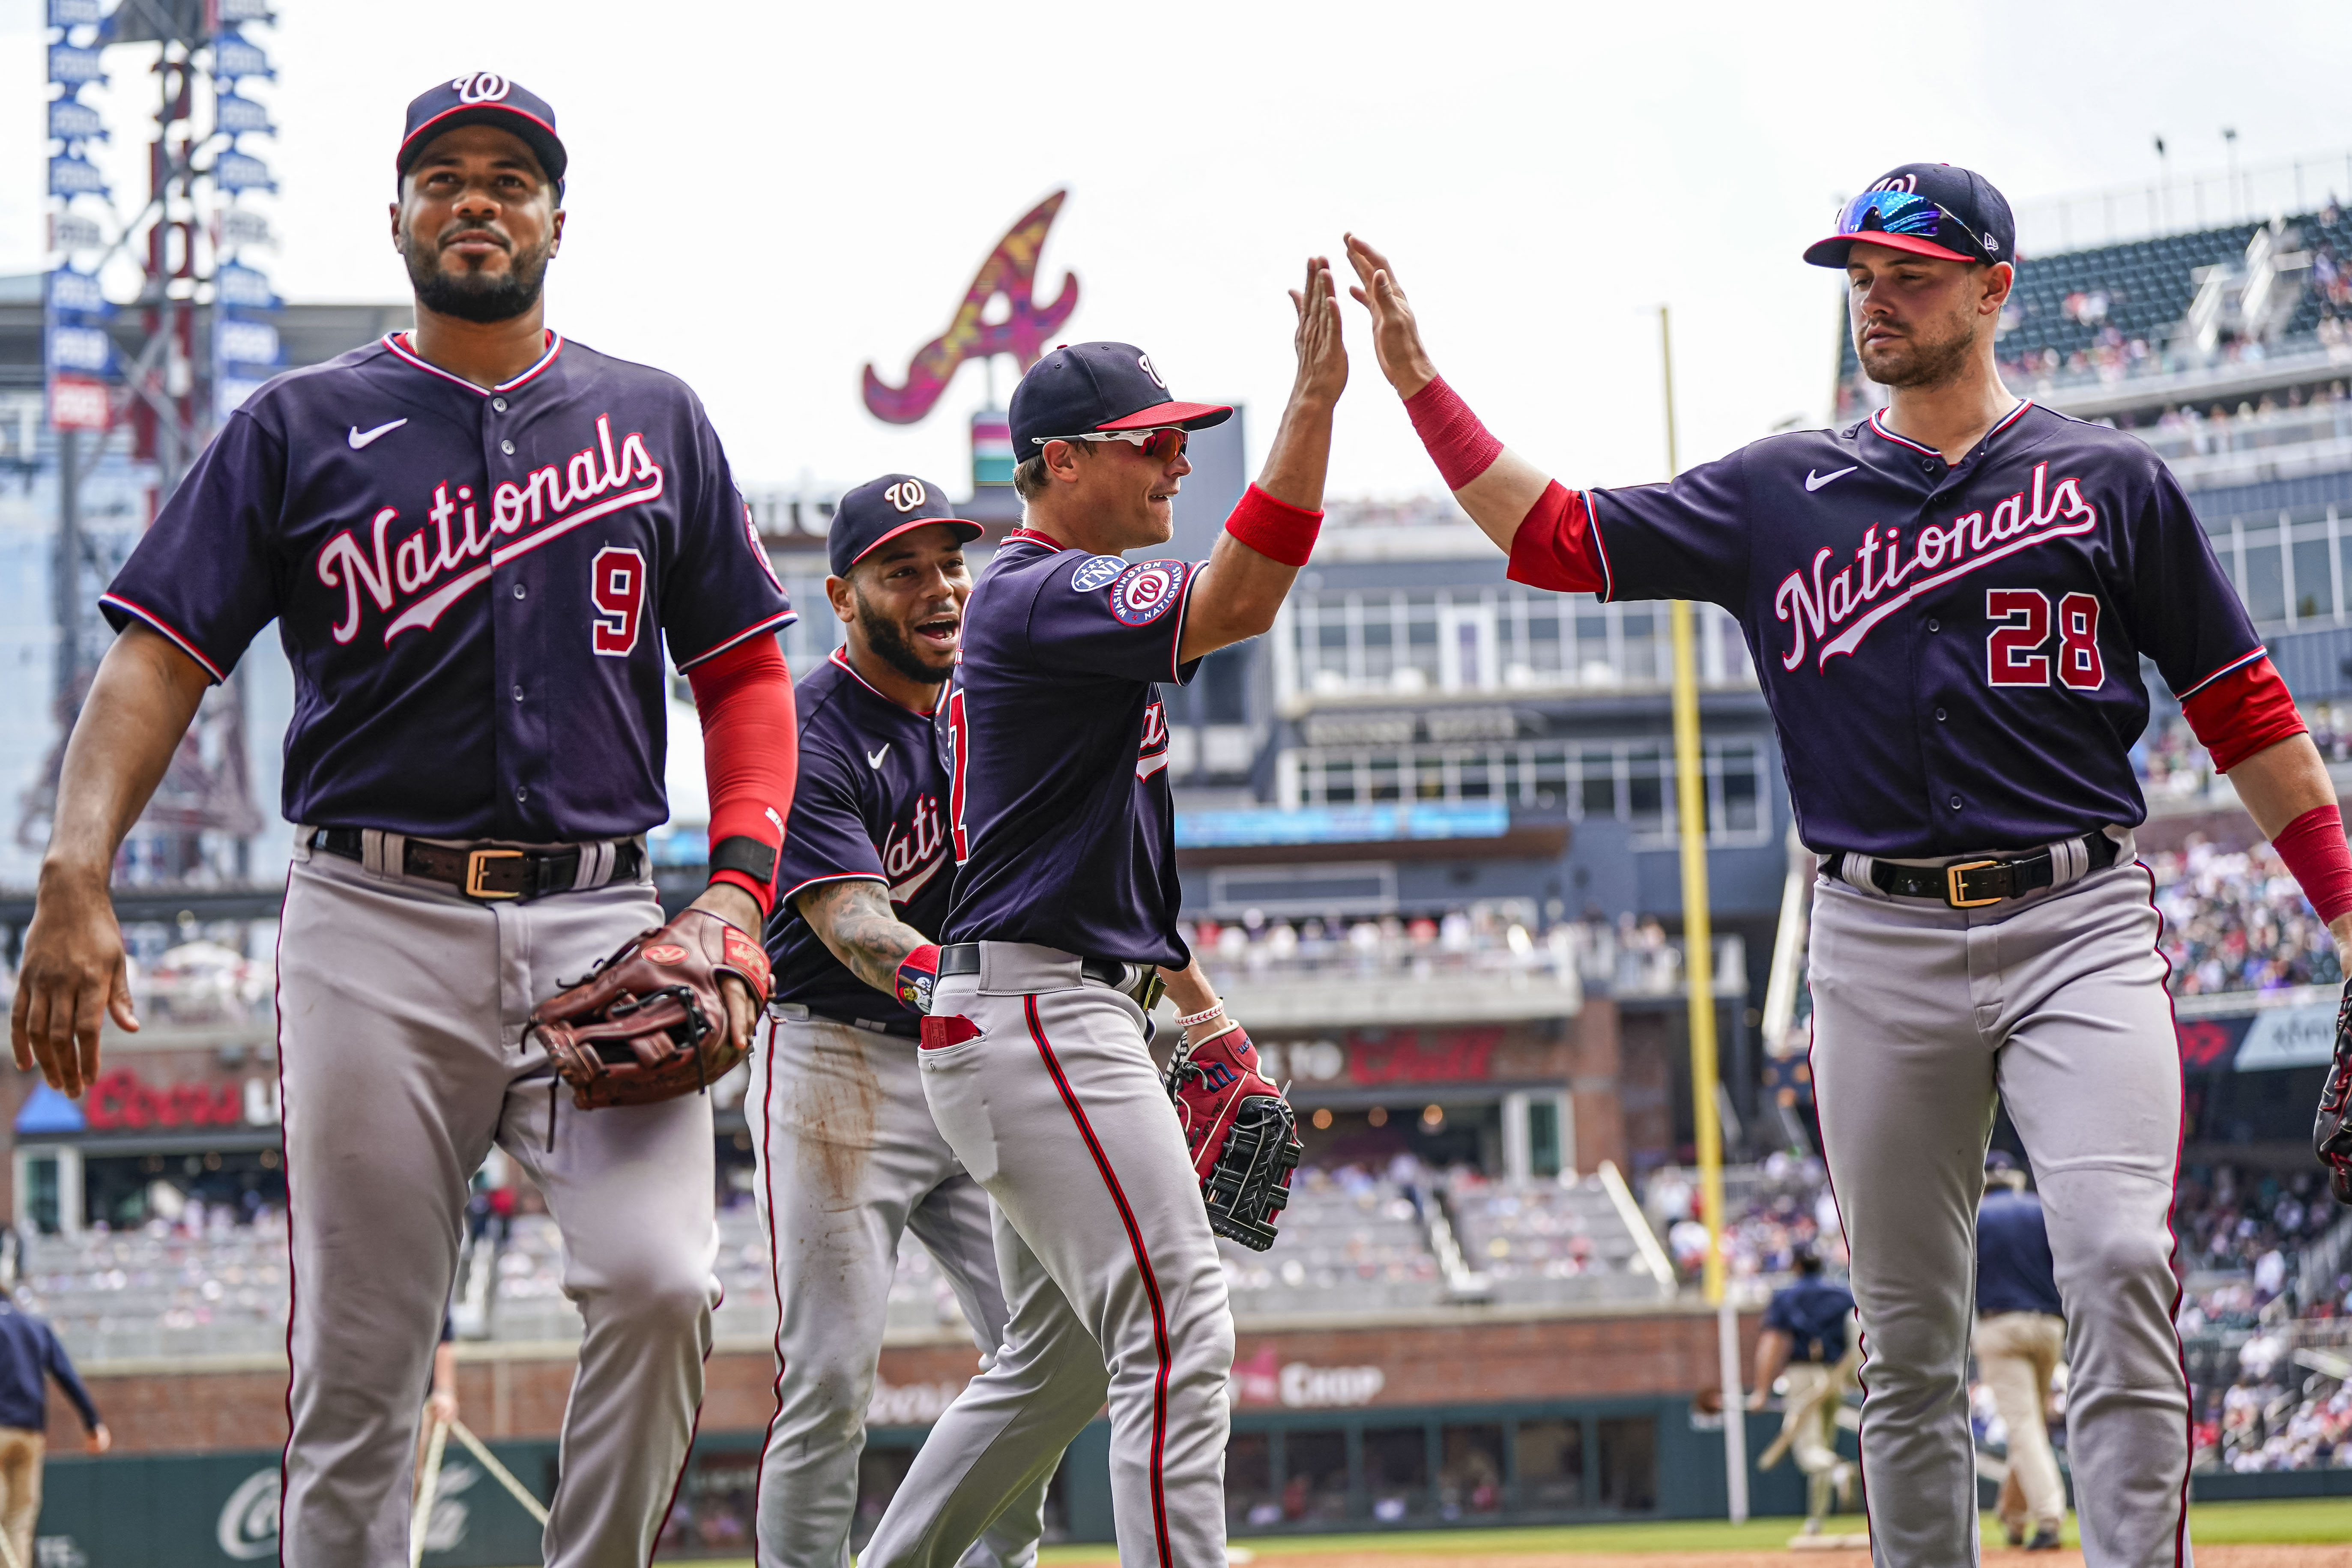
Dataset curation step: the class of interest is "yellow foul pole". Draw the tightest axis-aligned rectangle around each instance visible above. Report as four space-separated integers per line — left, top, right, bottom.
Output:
1660 305 1727 1304
1661 306 1746 1521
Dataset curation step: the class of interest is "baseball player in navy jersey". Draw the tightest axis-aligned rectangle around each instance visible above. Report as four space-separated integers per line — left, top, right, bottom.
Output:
1345 165 2352 1568
751 474 1051 1568
862 269 1348 1568
8 77 801 1566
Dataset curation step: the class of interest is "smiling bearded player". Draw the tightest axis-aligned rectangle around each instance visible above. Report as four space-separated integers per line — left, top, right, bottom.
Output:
750 475 1054 1568
9 77 798 1565
1345 164 2352 1568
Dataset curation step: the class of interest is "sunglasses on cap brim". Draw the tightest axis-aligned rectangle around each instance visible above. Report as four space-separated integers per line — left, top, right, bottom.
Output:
1834 188 1996 261
1034 428 1189 462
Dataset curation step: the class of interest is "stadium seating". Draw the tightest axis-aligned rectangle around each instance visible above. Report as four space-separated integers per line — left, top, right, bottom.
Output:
1444 1174 1669 1306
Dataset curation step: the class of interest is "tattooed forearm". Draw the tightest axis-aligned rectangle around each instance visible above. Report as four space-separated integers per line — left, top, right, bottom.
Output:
796 879 928 998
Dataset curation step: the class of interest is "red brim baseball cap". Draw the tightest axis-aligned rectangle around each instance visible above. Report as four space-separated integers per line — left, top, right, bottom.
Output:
1010 342 1233 452
1802 164 2014 269
1099 400 1232 431
397 74 568 194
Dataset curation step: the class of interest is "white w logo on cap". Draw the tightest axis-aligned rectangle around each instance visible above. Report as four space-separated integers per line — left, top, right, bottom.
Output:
453 72 511 103
884 480 927 513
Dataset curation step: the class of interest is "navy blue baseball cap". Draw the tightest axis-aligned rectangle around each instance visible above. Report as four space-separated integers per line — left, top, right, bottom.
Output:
1803 164 2014 269
397 73 567 194
1009 342 1233 455
829 474 982 579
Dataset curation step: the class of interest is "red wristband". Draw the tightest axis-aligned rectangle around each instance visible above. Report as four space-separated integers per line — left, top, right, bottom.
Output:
2273 803 2352 926
895 943 941 1014
1222 483 1324 567
1403 374 1503 490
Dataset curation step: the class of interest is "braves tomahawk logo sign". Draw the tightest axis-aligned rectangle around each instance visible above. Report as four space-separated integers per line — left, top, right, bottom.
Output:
862 191 1080 425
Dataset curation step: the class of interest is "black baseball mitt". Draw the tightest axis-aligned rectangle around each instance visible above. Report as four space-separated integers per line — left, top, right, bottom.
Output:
2319 977 2352 1206
528 909 771 1109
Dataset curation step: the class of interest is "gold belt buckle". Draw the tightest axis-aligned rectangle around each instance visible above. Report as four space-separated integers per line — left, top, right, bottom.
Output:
465 847 524 899
1945 859 2004 908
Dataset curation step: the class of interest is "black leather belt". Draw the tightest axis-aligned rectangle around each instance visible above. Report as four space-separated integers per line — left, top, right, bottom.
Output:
310 827 643 902
937 942 1129 988
1826 831 2118 908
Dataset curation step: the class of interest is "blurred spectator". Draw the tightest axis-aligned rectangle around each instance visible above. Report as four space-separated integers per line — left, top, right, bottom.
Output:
0 1281 109 1568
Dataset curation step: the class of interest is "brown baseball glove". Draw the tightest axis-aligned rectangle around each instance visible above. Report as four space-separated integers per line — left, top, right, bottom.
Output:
528 909 772 1109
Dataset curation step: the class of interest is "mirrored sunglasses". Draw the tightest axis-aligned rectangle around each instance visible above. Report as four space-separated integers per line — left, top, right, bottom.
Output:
1034 428 1189 462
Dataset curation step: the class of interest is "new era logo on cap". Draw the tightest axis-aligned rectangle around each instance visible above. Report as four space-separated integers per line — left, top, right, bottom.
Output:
1008 341 1234 455
396 73 568 194
829 472 984 579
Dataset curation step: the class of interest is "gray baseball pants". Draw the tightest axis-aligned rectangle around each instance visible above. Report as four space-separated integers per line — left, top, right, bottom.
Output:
750 1012 1046 1568
862 943 1234 1568
1810 845 2189 1568
276 839 718 1568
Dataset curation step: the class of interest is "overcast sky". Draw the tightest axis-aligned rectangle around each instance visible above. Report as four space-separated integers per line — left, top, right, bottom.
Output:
7 0 2352 499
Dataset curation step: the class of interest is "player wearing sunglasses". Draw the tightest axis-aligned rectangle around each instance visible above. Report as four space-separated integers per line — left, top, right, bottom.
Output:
857 264 1348 1568
1345 163 2352 1568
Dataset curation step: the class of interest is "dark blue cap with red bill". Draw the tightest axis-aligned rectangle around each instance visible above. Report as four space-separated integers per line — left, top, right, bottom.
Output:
829 474 983 579
397 72 568 194
1803 163 2014 269
1008 341 1233 455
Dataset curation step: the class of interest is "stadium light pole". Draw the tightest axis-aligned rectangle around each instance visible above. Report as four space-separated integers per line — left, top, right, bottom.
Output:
1660 305 1748 1522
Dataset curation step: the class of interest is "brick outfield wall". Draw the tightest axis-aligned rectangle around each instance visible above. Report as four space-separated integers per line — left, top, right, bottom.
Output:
53 1307 1763 1456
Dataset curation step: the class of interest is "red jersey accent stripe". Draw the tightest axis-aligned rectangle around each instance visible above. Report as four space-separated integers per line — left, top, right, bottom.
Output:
380 330 564 394
98 593 228 683
675 609 799 672
1023 996 1176 1568
2179 654 2304 773
2174 646 2267 701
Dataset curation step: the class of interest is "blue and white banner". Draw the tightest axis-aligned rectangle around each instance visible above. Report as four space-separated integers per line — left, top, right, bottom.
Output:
215 263 279 311
47 41 105 86
48 98 105 141
212 30 274 81
48 0 102 26
47 153 108 198
215 92 275 137
213 151 277 194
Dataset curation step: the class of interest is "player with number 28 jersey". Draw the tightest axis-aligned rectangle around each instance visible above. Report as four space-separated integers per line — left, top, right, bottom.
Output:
1346 163 2352 1568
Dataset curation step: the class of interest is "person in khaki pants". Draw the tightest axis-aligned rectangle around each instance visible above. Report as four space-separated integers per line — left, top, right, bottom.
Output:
1976 1153 2067 1550
0 1284 109 1568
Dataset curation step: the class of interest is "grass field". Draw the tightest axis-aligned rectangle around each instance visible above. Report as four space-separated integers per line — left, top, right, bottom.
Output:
1025 1499 2352 1559
634 1499 2352 1568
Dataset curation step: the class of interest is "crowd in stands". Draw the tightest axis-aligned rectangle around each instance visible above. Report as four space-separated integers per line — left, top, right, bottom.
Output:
2148 836 2343 996
1188 908 1702 999
1644 1153 1847 1290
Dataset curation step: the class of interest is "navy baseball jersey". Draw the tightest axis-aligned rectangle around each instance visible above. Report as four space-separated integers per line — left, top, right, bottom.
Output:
1575 401 2259 856
942 528 1198 968
1763 1275 1856 1363
101 332 793 841
1976 1187 2063 1318
766 648 953 1036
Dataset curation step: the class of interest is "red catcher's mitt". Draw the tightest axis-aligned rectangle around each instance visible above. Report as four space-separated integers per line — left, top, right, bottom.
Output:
528 909 771 1109
2317 977 2352 1205
1163 1023 1301 1251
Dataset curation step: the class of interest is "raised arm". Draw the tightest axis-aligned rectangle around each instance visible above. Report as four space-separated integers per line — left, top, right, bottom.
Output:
12 624 212 1096
1176 256 1350 664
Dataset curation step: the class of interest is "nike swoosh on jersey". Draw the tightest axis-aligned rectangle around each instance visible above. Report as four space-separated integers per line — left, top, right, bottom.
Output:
348 418 408 449
866 744 890 770
1805 466 1857 492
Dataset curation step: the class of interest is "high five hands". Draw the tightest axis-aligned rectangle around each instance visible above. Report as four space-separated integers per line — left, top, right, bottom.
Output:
1344 234 1437 400
1286 254 1350 409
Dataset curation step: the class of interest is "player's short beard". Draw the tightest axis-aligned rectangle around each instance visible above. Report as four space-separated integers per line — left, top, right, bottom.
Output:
1860 314 1976 391
852 585 954 686
406 230 552 324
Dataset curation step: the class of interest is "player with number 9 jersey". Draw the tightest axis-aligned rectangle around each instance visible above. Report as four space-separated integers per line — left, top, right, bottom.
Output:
21 76 799 1567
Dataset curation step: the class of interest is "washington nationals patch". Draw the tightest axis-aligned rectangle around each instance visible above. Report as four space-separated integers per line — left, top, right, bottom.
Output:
1110 560 1187 626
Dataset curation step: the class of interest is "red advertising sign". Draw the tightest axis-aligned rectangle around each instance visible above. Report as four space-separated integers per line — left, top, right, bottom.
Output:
48 374 110 431
84 1068 243 1132
1347 1027 1501 1085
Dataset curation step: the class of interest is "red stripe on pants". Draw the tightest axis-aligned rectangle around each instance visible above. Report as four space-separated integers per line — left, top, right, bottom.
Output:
1024 995 1175 1568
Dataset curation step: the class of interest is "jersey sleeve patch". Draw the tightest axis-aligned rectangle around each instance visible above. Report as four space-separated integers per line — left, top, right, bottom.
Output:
1070 555 1128 593
1110 560 1187 626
